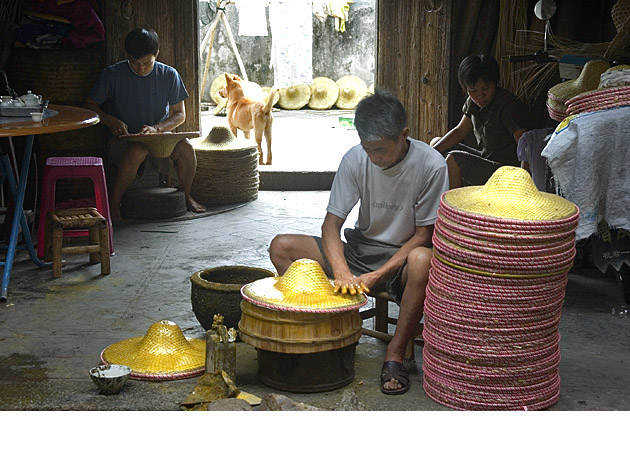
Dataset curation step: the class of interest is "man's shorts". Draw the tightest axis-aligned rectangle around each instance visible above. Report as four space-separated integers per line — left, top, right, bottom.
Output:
313 228 406 304
108 137 176 178
447 143 502 187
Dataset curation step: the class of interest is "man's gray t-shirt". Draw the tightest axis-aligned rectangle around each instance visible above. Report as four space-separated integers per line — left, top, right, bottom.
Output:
327 138 449 247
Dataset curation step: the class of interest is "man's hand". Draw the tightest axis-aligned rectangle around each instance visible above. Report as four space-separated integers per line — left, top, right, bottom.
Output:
110 118 129 137
333 273 371 295
139 124 160 134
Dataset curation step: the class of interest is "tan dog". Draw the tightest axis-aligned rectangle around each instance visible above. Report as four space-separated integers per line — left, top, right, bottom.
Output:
220 73 277 165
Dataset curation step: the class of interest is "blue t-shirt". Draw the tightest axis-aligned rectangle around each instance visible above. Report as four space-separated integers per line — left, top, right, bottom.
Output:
89 60 189 134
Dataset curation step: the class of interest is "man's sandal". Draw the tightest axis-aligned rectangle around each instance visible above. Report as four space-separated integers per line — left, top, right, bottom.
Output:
380 361 410 395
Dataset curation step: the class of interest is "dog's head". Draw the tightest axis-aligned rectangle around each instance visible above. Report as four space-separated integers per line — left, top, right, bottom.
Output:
219 73 243 98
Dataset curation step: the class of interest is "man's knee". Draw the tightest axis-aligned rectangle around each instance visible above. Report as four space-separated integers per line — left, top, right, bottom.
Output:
269 234 292 257
406 247 432 279
171 139 194 161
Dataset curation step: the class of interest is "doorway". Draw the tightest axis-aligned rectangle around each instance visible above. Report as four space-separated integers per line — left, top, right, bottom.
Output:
197 1 376 182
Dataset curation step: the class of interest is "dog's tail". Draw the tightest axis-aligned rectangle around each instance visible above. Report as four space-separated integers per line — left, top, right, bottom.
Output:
263 88 278 114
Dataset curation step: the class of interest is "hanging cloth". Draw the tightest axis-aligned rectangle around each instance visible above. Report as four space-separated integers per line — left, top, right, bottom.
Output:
237 0 269 37
269 0 313 88
327 0 352 32
312 1 352 32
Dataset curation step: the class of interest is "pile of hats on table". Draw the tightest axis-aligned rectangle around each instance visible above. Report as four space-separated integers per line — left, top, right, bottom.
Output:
422 167 579 410
210 73 373 111
547 60 630 121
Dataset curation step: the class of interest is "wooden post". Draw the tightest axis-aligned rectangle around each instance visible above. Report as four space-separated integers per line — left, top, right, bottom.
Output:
220 12 248 81
200 9 224 96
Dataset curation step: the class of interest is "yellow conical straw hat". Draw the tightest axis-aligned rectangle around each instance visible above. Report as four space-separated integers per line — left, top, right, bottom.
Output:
191 125 257 153
443 166 577 221
241 258 367 312
101 320 205 380
336 75 368 109
307 77 339 110
278 84 311 109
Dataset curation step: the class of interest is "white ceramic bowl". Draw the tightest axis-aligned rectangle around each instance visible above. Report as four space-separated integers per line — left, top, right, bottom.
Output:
89 364 131 395
30 112 43 123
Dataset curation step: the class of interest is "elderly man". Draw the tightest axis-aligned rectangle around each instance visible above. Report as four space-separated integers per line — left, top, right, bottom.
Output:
269 89 449 394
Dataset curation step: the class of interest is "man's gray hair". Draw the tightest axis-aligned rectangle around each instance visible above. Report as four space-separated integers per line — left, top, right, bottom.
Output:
354 88 407 142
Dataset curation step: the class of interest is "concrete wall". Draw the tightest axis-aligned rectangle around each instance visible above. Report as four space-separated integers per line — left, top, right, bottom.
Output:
199 1 375 101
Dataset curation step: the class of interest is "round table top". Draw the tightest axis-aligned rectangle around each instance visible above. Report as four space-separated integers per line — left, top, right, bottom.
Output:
0 104 99 137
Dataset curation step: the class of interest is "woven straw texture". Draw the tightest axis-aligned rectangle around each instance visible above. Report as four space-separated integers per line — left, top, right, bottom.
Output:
190 126 259 205
308 77 340 110
241 258 367 312
335 75 368 109
443 166 577 221
120 132 199 158
606 0 630 57
101 320 205 381
278 84 311 110
422 169 578 410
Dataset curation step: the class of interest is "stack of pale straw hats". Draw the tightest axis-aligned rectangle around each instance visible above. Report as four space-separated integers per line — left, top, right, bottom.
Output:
277 75 370 110
190 126 259 205
101 320 205 381
546 60 610 121
565 65 630 116
422 167 579 410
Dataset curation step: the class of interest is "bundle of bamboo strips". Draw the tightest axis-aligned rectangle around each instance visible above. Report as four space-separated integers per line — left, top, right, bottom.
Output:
510 29 610 109
495 0 528 96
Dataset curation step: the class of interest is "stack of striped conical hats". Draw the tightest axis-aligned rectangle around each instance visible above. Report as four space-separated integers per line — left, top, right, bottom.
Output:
423 167 579 410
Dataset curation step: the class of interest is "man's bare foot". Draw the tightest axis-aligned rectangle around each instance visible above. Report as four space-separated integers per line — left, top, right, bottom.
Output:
186 197 206 213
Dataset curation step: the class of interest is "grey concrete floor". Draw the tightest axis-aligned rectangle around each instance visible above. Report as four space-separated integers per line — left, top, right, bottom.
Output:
1 189 629 412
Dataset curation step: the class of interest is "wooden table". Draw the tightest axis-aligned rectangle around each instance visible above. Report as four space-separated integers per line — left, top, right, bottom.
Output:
0 105 99 301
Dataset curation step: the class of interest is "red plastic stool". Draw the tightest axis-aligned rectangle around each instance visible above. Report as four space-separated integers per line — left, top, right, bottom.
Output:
37 157 114 258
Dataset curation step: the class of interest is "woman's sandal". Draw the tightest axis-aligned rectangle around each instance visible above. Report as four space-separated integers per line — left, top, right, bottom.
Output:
380 361 410 395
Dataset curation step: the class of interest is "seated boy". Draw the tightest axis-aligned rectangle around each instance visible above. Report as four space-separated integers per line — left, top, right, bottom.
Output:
84 28 205 220
431 54 530 188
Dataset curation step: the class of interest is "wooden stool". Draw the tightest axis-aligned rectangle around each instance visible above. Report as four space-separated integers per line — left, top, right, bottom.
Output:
360 290 422 361
44 207 111 278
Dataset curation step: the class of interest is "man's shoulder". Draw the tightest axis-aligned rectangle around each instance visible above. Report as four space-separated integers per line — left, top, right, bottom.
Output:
408 138 447 169
103 60 129 74
154 61 181 77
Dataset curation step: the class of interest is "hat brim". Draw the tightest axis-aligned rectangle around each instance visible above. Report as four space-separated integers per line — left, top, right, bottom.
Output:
241 277 367 312
442 168 578 222
120 132 200 158
101 336 206 381
191 127 258 153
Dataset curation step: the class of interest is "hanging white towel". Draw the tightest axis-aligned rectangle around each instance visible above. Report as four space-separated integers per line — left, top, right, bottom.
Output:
269 0 313 88
237 0 269 37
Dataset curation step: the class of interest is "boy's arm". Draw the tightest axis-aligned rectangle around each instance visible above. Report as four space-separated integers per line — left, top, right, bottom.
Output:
83 97 129 136
431 115 473 153
139 100 187 134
